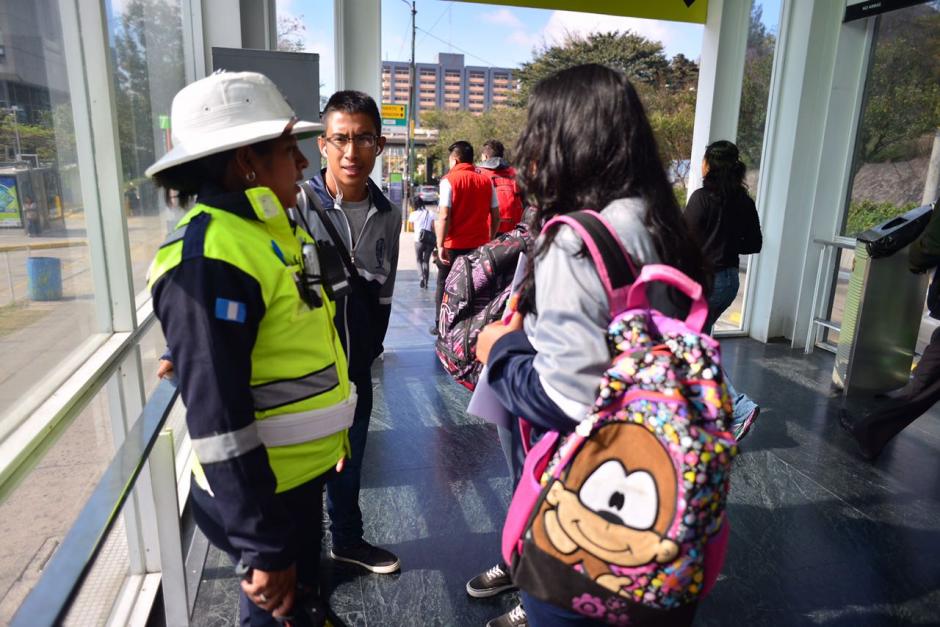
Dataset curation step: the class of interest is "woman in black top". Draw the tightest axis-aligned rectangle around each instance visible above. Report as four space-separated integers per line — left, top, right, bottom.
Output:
685 140 762 331
685 140 763 440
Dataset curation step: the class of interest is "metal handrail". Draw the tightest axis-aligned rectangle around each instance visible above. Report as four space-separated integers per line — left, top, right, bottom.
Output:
805 237 857 353
11 378 180 626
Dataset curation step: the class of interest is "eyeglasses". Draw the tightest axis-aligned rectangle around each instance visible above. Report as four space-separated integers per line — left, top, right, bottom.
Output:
325 134 379 150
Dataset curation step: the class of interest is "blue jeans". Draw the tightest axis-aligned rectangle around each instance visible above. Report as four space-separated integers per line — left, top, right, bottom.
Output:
706 267 758 427
326 372 373 548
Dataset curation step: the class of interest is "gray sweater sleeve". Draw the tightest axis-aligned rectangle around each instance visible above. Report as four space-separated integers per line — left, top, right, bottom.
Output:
527 199 661 420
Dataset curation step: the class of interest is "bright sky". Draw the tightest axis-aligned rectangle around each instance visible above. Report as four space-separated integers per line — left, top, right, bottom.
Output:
276 0 782 99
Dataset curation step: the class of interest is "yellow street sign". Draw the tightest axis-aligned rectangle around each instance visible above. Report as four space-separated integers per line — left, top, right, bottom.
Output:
381 104 407 127
449 0 707 24
382 104 406 119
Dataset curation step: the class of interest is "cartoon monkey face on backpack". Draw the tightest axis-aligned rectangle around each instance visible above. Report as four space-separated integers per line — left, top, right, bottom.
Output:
535 423 680 593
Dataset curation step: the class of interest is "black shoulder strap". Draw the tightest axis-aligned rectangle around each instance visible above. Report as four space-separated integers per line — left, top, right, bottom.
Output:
300 182 360 280
565 211 636 290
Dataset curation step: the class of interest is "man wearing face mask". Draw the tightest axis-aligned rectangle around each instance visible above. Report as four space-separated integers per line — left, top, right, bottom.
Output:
296 90 402 574
432 140 500 335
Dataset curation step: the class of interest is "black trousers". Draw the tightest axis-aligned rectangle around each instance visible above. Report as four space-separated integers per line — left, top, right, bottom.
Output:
191 472 331 626
414 234 435 285
852 325 940 452
434 247 474 325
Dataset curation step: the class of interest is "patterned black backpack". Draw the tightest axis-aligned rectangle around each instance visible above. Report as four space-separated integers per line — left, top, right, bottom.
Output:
435 217 532 389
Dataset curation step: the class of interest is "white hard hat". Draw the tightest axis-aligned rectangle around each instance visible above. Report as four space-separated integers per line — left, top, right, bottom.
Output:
145 70 322 177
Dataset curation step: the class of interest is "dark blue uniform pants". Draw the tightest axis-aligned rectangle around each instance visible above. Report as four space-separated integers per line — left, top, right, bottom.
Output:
191 472 330 626
326 372 373 548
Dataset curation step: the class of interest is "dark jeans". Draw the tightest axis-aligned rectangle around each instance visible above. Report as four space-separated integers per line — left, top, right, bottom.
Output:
852 325 940 452
326 372 373 548
191 473 330 627
434 247 474 325
415 233 435 285
705 267 740 334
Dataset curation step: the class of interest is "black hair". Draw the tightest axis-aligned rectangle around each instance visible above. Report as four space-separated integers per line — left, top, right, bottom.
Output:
449 141 474 164
702 140 747 205
482 139 505 160
514 63 708 314
152 139 276 208
322 90 382 135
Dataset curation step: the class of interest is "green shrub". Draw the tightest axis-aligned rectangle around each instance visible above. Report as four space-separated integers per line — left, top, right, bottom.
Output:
674 186 688 208
844 199 918 236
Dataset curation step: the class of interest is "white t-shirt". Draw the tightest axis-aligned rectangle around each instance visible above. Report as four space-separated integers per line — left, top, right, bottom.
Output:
408 207 436 240
439 178 498 209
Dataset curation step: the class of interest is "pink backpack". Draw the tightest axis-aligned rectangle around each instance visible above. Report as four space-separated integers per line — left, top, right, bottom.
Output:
501 211 736 625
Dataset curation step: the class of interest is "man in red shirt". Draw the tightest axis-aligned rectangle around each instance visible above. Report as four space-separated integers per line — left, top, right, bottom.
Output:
432 140 499 334
477 139 524 234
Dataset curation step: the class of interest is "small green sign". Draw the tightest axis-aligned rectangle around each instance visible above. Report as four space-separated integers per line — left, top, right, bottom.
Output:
159 115 171 130
390 172 403 183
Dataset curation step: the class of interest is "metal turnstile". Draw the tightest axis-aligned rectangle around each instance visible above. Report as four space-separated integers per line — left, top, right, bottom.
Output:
833 204 933 395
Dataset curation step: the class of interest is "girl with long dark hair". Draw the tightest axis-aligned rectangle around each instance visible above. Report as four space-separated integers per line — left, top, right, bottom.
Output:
685 140 762 332
685 140 763 440
474 63 712 627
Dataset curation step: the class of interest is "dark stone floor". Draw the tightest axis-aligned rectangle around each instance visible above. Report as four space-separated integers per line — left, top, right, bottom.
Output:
190 269 940 626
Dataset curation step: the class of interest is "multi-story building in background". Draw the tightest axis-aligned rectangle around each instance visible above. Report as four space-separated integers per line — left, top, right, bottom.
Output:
382 52 517 118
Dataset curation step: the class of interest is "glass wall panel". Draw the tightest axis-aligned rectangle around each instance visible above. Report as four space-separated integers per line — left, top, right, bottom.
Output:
0 0 101 426
715 0 781 333
106 0 187 296
0 373 118 622
823 3 940 352
841 2 940 238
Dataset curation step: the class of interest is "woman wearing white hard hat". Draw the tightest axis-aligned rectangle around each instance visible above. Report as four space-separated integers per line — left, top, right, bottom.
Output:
147 71 354 626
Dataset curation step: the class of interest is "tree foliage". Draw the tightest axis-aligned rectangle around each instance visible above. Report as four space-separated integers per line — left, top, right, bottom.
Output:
277 14 307 52
736 4 775 169
418 30 700 184
512 31 675 106
856 5 940 163
112 0 185 186
419 107 527 169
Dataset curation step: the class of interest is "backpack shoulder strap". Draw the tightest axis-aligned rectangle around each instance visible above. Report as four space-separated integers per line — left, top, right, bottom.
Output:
541 210 638 316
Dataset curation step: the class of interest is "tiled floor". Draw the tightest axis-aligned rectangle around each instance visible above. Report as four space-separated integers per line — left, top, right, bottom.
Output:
190 269 940 626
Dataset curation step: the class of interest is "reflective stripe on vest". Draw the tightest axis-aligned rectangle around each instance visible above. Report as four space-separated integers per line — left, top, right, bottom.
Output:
251 364 341 411
191 422 263 464
160 224 188 248
256 391 357 447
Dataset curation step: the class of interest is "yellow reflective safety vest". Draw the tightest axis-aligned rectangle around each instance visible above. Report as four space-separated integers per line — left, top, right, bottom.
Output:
148 187 353 494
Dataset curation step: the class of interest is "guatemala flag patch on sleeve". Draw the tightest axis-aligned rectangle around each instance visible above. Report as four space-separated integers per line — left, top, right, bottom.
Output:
215 298 247 323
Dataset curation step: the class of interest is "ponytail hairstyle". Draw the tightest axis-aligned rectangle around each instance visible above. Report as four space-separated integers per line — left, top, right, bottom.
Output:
702 140 747 206
514 63 708 315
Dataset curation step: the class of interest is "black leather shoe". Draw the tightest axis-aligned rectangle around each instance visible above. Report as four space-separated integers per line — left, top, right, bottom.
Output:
839 409 882 461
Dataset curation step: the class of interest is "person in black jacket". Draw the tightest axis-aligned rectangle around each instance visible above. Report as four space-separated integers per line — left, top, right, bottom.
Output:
684 140 763 440
684 140 763 331
841 199 940 460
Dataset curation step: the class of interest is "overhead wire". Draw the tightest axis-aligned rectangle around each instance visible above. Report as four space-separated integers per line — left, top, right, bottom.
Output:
414 26 497 67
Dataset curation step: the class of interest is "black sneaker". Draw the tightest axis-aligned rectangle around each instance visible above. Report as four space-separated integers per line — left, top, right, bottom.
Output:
466 562 515 598
330 541 400 574
486 603 527 627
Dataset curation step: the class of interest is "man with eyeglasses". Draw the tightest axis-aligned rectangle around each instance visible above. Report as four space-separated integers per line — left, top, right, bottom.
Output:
296 90 402 575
